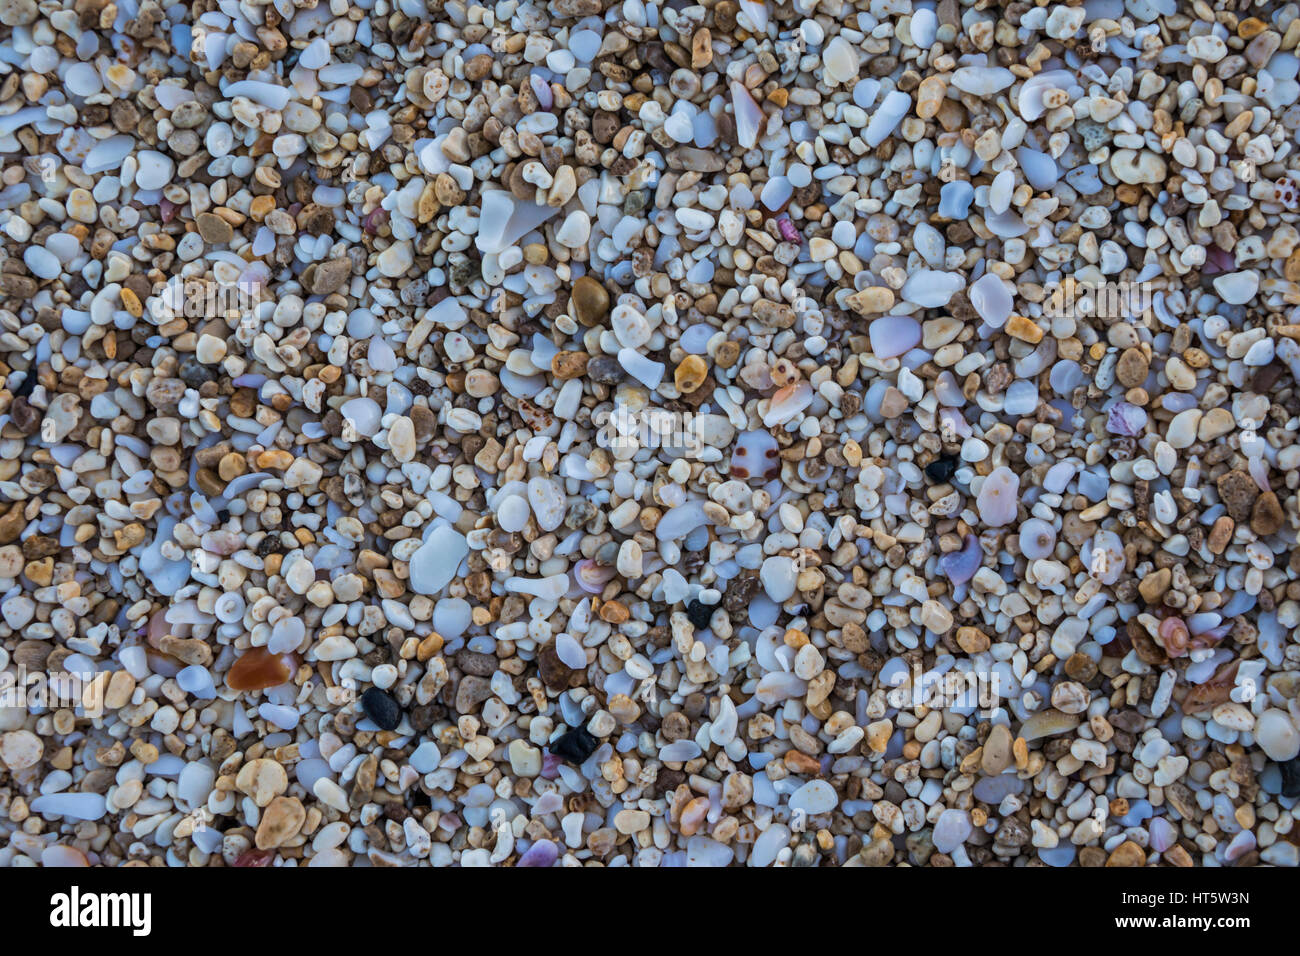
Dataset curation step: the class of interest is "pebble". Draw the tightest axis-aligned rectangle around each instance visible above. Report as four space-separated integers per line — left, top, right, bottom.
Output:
408 526 468 595
1257 711 1300 761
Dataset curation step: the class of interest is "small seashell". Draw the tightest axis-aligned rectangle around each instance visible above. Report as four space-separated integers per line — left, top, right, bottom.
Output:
574 558 617 594
1157 616 1190 657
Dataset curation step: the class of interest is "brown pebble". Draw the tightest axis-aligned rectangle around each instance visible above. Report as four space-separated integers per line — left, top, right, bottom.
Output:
196 212 234 244
551 351 589 380
1251 490 1285 536
464 53 492 81
0 502 26 544
570 275 609 326
1216 469 1259 524
305 258 353 295
1063 651 1097 682
1207 515 1234 554
1115 348 1149 388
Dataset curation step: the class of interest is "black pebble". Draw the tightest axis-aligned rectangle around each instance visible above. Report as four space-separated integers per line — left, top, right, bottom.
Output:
1280 756 1300 799
11 371 35 399
925 455 957 482
360 687 401 731
551 726 599 765
179 356 217 389
686 599 713 630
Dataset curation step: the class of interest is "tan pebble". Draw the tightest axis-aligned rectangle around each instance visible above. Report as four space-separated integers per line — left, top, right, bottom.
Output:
848 286 895 314
1105 841 1147 867
691 27 712 68
879 386 909 418
866 719 892 752
916 74 948 119
956 626 990 653
1004 315 1043 344
678 796 710 835
1164 355 1197 390
674 354 709 394
235 757 288 807
1197 407 1235 441
981 724 1013 775
1238 17 1268 39
218 452 247 481
255 795 305 849
614 808 651 834
0 730 42 770
120 287 143 318
389 416 416 463
465 369 499 398
66 188 97 223
1137 566 1171 604
104 670 137 710
547 165 577 207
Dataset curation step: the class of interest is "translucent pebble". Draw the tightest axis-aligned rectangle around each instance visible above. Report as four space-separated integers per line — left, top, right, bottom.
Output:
976 467 1019 527
1003 380 1038 416
1018 518 1057 559
1038 844 1076 867
902 270 964 308
969 272 1012 328
940 535 983 585
852 78 881 109
1049 360 1083 396
933 808 972 852
938 181 975 218
910 8 937 47
869 315 921 359
433 597 472 639
177 665 217 699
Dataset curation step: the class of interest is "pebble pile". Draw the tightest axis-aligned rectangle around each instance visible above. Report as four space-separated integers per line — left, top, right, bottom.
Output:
1 0 1299 868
